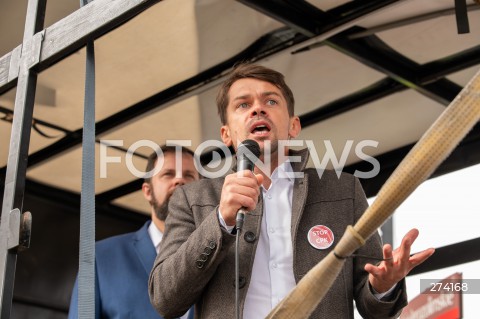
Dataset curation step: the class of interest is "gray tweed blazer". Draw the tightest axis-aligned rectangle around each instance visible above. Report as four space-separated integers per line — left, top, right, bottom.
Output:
149 148 407 319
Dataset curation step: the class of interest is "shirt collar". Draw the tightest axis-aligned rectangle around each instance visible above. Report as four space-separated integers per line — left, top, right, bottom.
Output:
271 160 294 182
147 221 163 254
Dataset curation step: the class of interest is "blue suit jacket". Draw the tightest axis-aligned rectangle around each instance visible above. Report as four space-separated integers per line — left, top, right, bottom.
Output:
68 221 193 319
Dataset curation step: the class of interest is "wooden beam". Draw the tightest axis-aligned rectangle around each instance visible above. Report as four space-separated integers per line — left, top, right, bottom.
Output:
0 0 46 315
0 47 22 95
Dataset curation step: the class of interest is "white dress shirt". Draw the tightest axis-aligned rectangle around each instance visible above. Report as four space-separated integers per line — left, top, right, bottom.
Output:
243 161 296 319
148 221 164 254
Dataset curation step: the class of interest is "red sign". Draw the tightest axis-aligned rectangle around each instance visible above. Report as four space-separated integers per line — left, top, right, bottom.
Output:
307 225 334 250
400 273 462 319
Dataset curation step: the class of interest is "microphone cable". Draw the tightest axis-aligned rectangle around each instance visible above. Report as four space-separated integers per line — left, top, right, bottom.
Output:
235 210 245 319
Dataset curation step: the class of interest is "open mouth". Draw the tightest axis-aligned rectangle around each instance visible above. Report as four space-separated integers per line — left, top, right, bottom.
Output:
250 122 271 135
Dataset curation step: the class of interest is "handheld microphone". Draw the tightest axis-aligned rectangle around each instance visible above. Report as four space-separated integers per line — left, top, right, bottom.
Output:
235 139 261 230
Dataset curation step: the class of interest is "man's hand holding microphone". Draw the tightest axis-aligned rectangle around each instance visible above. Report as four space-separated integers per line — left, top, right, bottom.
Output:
219 140 263 229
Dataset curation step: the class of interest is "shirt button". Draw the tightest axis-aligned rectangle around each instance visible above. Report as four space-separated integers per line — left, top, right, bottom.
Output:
272 263 277 269
269 227 275 233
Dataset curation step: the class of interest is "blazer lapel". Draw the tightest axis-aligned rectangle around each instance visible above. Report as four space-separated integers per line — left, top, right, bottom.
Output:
133 221 157 276
291 173 308 241
289 148 310 240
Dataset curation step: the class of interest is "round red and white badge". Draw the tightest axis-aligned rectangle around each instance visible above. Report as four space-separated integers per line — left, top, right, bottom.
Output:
307 225 334 250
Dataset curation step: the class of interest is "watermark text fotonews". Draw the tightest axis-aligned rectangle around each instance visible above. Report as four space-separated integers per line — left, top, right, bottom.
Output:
99 139 380 179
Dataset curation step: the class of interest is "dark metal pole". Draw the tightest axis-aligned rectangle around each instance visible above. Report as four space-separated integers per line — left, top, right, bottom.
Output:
0 0 46 317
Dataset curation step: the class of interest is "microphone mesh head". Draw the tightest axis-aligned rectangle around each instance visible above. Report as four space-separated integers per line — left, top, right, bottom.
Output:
237 139 261 162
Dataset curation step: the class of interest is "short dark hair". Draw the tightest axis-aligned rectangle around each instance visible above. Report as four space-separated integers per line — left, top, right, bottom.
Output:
144 144 195 184
216 63 295 125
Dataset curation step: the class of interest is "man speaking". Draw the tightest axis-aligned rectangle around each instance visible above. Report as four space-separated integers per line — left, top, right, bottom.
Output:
148 64 434 318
